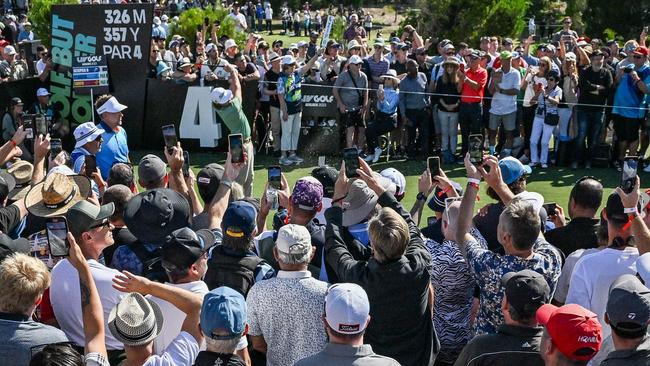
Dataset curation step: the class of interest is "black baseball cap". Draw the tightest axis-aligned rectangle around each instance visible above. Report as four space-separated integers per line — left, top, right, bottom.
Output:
311 165 338 199
501 270 551 315
162 227 216 272
605 192 644 224
197 163 224 202
0 232 30 263
607 274 650 336
0 171 16 201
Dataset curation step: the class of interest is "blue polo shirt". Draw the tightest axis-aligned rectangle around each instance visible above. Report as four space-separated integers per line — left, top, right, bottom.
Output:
613 65 650 119
95 121 129 179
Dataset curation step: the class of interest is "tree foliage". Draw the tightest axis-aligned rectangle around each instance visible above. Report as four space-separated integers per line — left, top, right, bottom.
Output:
411 0 530 45
582 0 650 41
28 0 79 48
167 5 246 48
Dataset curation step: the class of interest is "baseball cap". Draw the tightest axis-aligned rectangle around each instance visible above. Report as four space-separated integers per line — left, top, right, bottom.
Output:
297 41 307 48
73 122 105 149
200 287 247 339
0 232 30 263
289 43 298 51
347 40 361 50
438 39 451 48
153 16 161 25
606 191 641 224
470 49 483 59
502 37 514 45
499 156 532 185
96 96 127 114
275 224 312 255
291 177 323 211
65 201 115 237
511 51 521 59
197 163 224 201
162 227 216 271
501 270 550 315
427 182 462 213
281 55 296 65
36 88 51 97
380 168 406 197
272 39 283 47
224 39 237 49
633 46 649 57
536 304 602 361
373 38 385 47
138 154 167 185
309 31 318 38
10 97 23 106
311 166 338 198
3 45 16 55
443 43 455 52
606 274 650 335
389 37 400 44
0 171 15 201
348 55 363 65
222 201 257 238
205 43 217 53
515 191 544 214
499 51 512 59
324 283 370 334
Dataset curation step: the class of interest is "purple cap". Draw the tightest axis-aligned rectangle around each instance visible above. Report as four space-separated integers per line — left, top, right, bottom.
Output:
291 177 323 211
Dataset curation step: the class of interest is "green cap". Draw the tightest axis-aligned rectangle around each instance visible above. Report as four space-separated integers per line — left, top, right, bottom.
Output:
500 51 512 59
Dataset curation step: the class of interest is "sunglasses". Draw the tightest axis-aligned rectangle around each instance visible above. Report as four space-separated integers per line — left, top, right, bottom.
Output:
90 219 111 230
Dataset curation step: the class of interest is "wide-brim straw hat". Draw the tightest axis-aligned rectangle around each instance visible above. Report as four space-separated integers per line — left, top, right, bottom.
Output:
25 173 91 217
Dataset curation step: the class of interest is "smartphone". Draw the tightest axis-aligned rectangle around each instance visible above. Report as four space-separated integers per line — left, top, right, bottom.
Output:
84 155 97 177
468 134 484 165
621 156 638 194
343 147 360 178
543 202 557 216
50 138 62 157
427 156 440 179
268 166 281 190
35 115 48 136
46 217 69 257
204 17 210 27
182 151 190 177
162 124 178 152
228 133 245 164
22 114 34 139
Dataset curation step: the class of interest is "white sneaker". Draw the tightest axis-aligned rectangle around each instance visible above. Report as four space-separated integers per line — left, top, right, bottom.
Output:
372 147 382 163
289 154 304 163
279 156 293 166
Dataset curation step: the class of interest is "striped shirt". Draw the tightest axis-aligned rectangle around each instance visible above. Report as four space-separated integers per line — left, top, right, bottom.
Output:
365 55 390 87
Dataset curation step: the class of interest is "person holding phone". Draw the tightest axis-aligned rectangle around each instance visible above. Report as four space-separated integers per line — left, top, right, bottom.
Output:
277 51 320 165
71 122 106 194
364 70 400 163
1 97 31 160
95 94 129 180
210 63 255 196
528 70 562 168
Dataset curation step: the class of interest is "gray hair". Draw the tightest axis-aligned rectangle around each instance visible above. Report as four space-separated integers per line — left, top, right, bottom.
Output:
205 336 240 354
500 197 540 250
276 247 313 265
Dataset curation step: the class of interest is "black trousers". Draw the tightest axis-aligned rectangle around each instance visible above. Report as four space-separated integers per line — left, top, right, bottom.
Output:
459 102 482 155
405 108 430 157
366 112 397 151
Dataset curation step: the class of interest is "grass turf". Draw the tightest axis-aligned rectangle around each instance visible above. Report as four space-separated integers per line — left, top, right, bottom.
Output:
131 150 627 227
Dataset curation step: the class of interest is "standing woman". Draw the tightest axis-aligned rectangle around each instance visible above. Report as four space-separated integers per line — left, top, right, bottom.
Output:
520 56 551 162
435 57 462 164
277 52 320 166
1 97 31 160
529 70 562 168
557 53 578 166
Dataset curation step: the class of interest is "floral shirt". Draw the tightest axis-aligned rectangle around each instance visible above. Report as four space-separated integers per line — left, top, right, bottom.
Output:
277 70 302 114
426 228 485 363
466 237 562 335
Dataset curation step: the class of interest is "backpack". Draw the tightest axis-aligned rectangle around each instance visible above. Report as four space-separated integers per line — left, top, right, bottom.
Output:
127 243 169 283
204 245 265 297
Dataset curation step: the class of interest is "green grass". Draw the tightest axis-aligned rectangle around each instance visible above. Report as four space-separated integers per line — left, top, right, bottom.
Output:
132 150 627 227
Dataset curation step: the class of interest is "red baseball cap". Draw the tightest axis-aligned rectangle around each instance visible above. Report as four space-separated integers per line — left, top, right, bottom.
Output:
633 46 649 57
536 304 602 361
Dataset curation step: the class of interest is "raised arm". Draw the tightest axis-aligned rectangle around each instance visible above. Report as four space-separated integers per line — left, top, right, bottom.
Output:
31 133 51 186
617 177 650 255
165 143 193 214
455 153 481 258
479 155 515 205
207 153 242 230
225 63 242 101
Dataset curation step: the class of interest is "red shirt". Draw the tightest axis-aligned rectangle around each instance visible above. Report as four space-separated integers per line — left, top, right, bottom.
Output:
461 66 488 103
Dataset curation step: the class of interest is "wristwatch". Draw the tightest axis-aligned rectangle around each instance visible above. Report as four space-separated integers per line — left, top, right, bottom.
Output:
416 192 427 201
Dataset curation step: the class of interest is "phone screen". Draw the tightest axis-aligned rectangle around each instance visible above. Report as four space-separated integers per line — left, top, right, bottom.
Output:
427 157 440 178
621 156 638 193
268 166 281 190
162 124 178 151
84 155 96 177
469 134 484 165
35 115 48 136
50 138 62 157
229 134 244 163
22 114 34 139
343 148 360 178
182 151 190 177
543 203 557 216
46 218 69 257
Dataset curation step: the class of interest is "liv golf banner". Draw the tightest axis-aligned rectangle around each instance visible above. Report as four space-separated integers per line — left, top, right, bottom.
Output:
50 4 153 147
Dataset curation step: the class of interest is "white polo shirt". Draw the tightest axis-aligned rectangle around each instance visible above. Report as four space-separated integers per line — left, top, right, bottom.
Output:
144 331 199 366
50 259 125 350
489 68 521 115
566 246 639 339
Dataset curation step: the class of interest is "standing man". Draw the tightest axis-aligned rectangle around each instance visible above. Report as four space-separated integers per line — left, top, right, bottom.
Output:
488 51 521 157
210 63 254 196
399 59 430 159
95 94 129 180
458 50 488 156
333 55 369 150
263 52 283 156
229 2 248 33
575 50 613 169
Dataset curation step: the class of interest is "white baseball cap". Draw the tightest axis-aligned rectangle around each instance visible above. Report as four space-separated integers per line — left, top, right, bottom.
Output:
224 39 237 49
348 55 363 65
153 16 161 25
380 168 406 196
281 55 296 65
325 283 370 334
161 14 169 21
73 122 105 148
210 87 233 105
96 96 127 114
205 43 217 53
36 88 51 97
3 45 16 55
275 224 311 255
514 191 544 214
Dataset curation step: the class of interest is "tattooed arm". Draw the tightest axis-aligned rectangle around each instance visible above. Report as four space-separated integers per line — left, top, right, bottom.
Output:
67 232 108 359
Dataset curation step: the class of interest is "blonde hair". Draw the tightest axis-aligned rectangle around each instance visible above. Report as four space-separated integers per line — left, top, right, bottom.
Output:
0 253 50 314
538 57 552 76
368 208 409 263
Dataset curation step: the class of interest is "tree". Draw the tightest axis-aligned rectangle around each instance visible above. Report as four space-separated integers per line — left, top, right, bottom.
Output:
168 5 246 49
28 0 79 48
583 0 650 41
411 0 530 45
